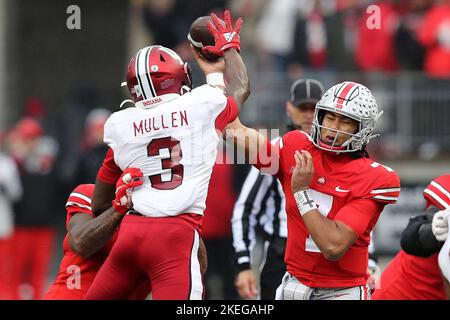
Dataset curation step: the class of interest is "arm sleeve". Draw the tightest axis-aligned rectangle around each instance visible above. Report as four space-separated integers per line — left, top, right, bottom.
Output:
253 138 282 180
231 167 273 271
400 211 442 257
365 171 401 205
65 185 94 229
334 199 382 238
96 148 122 185
215 96 239 132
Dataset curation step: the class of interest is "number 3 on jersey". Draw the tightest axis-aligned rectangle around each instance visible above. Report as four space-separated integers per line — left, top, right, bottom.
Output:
147 137 184 190
305 190 333 253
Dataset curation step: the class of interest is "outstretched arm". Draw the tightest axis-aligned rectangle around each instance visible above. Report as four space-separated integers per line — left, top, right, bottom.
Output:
193 10 250 110
92 178 116 217
224 48 250 110
225 118 278 175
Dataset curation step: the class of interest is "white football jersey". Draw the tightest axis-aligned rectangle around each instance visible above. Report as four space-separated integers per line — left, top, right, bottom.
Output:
104 85 236 217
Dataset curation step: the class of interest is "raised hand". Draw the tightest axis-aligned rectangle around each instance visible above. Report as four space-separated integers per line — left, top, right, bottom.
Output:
203 10 243 57
291 150 314 193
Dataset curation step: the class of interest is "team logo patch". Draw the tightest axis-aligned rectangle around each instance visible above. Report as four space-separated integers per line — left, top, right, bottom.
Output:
151 65 159 72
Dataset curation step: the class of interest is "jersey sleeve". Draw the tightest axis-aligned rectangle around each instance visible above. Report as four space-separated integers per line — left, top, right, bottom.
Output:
334 198 382 238
253 138 282 179
363 163 401 205
215 96 239 132
96 148 123 185
65 184 95 229
196 85 239 131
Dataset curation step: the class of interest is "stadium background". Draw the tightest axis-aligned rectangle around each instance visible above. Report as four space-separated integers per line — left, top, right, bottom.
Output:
0 0 449 299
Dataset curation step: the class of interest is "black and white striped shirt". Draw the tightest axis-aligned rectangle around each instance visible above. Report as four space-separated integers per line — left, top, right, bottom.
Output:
231 163 287 271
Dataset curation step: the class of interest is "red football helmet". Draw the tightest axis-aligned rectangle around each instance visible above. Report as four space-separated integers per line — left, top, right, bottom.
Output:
125 45 192 102
423 174 450 210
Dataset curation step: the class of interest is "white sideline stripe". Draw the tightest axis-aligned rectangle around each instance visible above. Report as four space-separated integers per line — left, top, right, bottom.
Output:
189 230 203 300
370 188 400 194
424 189 450 209
373 195 398 201
431 181 450 200
65 202 92 211
69 192 92 203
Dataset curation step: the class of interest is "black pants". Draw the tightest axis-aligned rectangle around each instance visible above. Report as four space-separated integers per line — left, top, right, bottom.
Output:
203 237 239 300
260 236 287 300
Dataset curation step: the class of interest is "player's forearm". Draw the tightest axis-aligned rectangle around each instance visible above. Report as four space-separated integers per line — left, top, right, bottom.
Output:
72 207 123 258
92 178 116 216
224 49 250 110
302 211 352 261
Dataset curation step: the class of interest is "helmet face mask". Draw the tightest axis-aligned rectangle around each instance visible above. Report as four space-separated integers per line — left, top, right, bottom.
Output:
311 82 382 154
126 45 192 102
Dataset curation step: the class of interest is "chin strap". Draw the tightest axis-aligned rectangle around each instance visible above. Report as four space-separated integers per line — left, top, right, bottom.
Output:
180 85 191 95
119 99 135 109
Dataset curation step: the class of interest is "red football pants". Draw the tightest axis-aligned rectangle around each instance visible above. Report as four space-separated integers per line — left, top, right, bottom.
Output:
85 215 204 300
11 227 55 300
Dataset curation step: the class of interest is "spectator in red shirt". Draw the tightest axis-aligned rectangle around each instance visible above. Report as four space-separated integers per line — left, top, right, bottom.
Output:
417 1 450 77
355 0 399 72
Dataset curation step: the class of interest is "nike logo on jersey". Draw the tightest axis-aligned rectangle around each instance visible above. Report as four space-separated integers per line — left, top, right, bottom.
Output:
335 186 350 193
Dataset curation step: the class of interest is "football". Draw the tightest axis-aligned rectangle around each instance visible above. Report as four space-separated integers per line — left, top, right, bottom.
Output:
187 16 224 61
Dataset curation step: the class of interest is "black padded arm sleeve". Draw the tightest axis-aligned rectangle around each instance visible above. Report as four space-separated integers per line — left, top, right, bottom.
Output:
400 210 443 257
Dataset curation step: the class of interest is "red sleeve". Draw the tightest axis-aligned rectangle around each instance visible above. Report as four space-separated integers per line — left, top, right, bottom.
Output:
364 165 401 205
334 199 382 238
253 138 282 179
65 184 95 229
214 96 239 132
96 148 123 185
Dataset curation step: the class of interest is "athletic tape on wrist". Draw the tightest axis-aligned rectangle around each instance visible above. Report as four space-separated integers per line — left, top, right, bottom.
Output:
206 72 225 87
294 189 317 216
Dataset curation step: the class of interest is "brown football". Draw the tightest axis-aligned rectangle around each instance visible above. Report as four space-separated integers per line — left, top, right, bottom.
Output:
187 16 224 61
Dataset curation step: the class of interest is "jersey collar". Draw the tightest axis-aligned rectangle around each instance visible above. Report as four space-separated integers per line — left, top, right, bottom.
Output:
135 94 180 109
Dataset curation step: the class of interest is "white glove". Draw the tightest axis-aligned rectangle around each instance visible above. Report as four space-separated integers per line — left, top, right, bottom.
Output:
432 209 450 242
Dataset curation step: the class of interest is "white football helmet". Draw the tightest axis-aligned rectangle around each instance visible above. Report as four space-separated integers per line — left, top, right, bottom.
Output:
310 81 383 153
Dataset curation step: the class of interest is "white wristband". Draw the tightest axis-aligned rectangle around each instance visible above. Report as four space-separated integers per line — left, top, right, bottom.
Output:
206 72 225 87
294 189 317 216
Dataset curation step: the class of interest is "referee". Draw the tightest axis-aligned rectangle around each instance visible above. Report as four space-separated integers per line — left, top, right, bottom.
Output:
231 79 324 299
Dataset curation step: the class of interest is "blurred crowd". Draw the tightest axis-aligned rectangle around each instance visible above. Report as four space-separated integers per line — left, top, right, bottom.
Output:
137 0 450 79
0 95 112 299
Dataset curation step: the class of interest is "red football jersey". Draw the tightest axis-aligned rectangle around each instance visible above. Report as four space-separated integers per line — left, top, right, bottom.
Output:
372 250 446 300
44 184 149 299
266 131 400 288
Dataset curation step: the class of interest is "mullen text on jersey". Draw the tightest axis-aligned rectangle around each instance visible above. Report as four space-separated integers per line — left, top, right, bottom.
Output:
133 110 189 136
